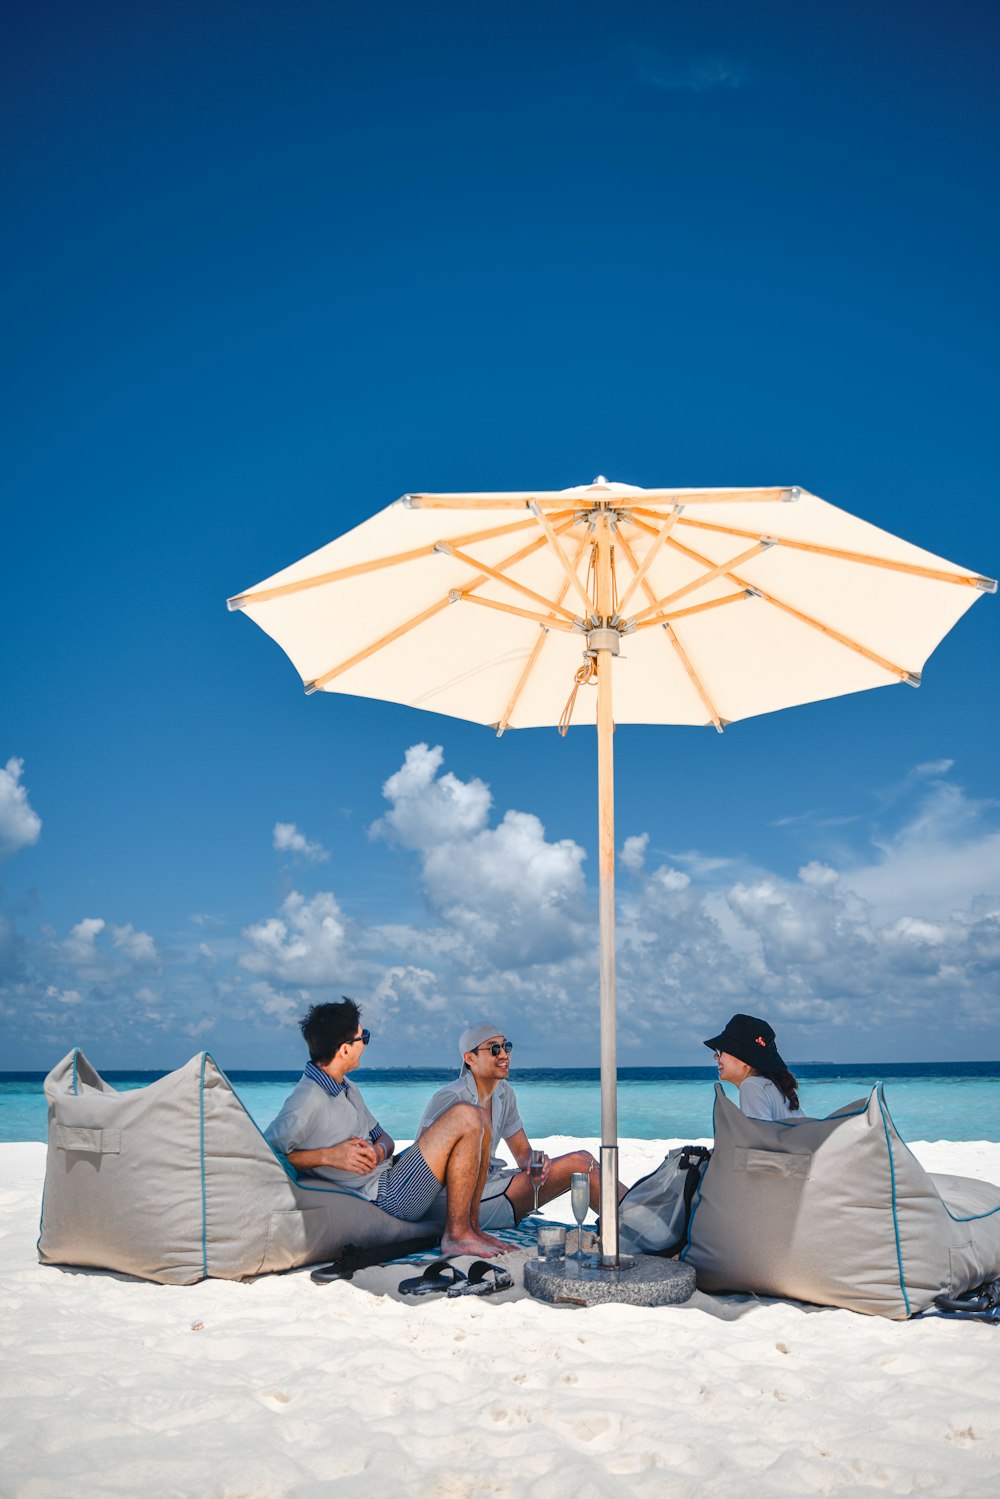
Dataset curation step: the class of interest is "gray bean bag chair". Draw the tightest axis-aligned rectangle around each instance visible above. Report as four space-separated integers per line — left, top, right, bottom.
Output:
37 1050 439 1285
681 1083 1000 1318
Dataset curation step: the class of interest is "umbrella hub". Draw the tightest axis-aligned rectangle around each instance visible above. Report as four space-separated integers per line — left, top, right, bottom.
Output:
586 627 621 657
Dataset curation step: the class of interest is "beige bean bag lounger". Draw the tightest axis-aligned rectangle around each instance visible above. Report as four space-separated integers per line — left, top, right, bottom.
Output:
37 1050 438 1285
681 1083 1000 1318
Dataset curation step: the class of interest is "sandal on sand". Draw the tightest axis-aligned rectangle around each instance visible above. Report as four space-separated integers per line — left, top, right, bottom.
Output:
446 1261 514 1298
398 1258 467 1297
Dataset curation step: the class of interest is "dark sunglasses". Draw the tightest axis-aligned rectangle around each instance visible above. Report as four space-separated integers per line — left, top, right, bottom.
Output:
472 1040 513 1057
349 1029 371 1047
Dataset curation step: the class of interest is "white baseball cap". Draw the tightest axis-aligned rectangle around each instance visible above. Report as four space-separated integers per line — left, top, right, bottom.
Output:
458 1021 505 1073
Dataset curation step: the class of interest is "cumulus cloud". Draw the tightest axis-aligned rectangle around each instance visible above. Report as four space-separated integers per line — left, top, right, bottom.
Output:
273 821 329 863
374 744 588 967
5 749 1000 1065
241 890 350 985
371 743 491 850
621 834 648 874
0 758 42 859
110 924 159 964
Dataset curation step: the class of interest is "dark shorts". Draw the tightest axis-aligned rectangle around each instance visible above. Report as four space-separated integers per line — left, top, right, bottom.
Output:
375 1143 441 1221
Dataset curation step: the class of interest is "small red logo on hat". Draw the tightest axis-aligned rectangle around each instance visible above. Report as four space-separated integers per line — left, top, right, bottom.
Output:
756 1035 766 1046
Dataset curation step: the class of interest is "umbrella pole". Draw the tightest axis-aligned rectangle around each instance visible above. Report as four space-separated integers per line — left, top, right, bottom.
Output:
596 645 620 1265
593 506 620 1266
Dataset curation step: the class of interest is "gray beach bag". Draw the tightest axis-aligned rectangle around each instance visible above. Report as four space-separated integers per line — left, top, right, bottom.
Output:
618 1145 711 1257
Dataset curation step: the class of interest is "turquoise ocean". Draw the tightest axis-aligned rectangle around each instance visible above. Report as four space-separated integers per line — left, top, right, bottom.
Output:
1 1062 997 1144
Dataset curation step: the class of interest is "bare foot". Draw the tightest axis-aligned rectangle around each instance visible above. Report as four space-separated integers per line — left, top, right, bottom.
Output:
477 1229 508 1252
441 1230 501 1259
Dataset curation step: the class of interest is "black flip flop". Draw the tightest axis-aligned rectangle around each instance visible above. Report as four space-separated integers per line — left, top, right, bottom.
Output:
446 1260 514 1298
398 1257 468 1297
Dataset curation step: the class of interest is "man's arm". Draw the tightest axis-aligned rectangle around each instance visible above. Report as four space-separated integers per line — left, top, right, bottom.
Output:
504 1126 553 1184
286 1137 380 1174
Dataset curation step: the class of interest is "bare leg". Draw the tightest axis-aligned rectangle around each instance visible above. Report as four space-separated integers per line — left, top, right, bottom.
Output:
505 1150 628 1224
415 1103 501 1258
468 1119 507 1252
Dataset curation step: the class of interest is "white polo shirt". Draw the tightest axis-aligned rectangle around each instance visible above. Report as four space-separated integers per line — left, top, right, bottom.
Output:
418 1071 525 1175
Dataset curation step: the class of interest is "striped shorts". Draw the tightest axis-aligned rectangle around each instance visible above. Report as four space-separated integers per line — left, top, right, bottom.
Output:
375 1143 441 1221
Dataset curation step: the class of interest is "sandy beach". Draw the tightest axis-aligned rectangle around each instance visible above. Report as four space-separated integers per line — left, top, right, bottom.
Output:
3 1135 999 1498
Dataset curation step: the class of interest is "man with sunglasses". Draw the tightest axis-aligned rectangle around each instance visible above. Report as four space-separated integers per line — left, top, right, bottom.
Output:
417 1021 605 1232
265 999 503 1258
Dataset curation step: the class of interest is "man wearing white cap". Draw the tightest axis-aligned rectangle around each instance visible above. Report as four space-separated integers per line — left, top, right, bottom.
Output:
417 1022 603 1232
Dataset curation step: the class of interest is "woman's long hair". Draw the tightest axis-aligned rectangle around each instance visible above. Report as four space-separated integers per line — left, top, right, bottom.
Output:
753 1068 800 1111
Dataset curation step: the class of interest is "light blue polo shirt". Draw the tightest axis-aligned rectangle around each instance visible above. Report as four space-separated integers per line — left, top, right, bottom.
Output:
265 1062 390 1201
418 1072 524 1175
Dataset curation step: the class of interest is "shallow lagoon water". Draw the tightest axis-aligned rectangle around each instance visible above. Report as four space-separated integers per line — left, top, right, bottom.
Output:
3 1062 997 1144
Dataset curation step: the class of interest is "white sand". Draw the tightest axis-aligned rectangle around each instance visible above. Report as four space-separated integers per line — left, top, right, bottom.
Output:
3 1136 1000 1498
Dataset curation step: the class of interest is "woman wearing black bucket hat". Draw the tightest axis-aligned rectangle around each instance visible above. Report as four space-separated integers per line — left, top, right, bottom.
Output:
704 1014 804 1121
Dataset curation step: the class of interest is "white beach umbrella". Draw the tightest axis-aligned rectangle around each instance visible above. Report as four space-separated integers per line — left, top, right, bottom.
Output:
228 478 995 1263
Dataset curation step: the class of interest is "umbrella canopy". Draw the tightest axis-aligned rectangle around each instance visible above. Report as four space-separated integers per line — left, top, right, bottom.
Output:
228 480 992 732
229 479 994 1262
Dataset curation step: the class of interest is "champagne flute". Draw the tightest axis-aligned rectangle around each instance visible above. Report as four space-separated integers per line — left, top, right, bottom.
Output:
529 1149 545 1214
570 1170 590 1260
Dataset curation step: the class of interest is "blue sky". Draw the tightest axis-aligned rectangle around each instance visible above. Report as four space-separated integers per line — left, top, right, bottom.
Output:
2 0 998 1070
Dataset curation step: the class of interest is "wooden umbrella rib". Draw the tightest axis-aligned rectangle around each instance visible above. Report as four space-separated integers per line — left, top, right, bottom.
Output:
676 516 991 589
445 543 580 623
496 535 591 733
227 542 441 610
449 516 547 549
630 488 790 511
615 508 682 616
408 494 596 510
229 515 581 611
629 539 773 625
527 503 596 617
615 530 724 729
305 597 454 692
629 591 750 632
665 624 725 730
665 533 918 681
443 518 577 612
459 593 579 632
495 633 550 737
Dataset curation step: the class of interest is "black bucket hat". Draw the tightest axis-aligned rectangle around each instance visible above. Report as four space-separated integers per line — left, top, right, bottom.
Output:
704 1014 787 1073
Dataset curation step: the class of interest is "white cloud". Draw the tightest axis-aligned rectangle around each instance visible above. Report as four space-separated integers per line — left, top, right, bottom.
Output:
371 743 491 850
273 822 329 863
0 758 42 858
374 745 588 967
45 985 83 1006
915 759 955 778
240 890 350 985
842 781 1000 922
6 749 1000 1065
621 833 648 874
63 917 106 963
110 924 159 964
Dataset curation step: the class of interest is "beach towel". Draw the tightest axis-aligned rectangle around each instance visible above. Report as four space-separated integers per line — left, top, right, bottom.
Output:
37 1049 439 1285
682 1083 1000 1319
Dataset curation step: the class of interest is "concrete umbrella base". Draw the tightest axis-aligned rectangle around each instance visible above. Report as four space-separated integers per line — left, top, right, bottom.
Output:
523 1252 696 1308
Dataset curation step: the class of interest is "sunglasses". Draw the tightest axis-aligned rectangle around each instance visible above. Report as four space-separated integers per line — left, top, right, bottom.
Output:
349 1029 371 1047
472 1040 513 1057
